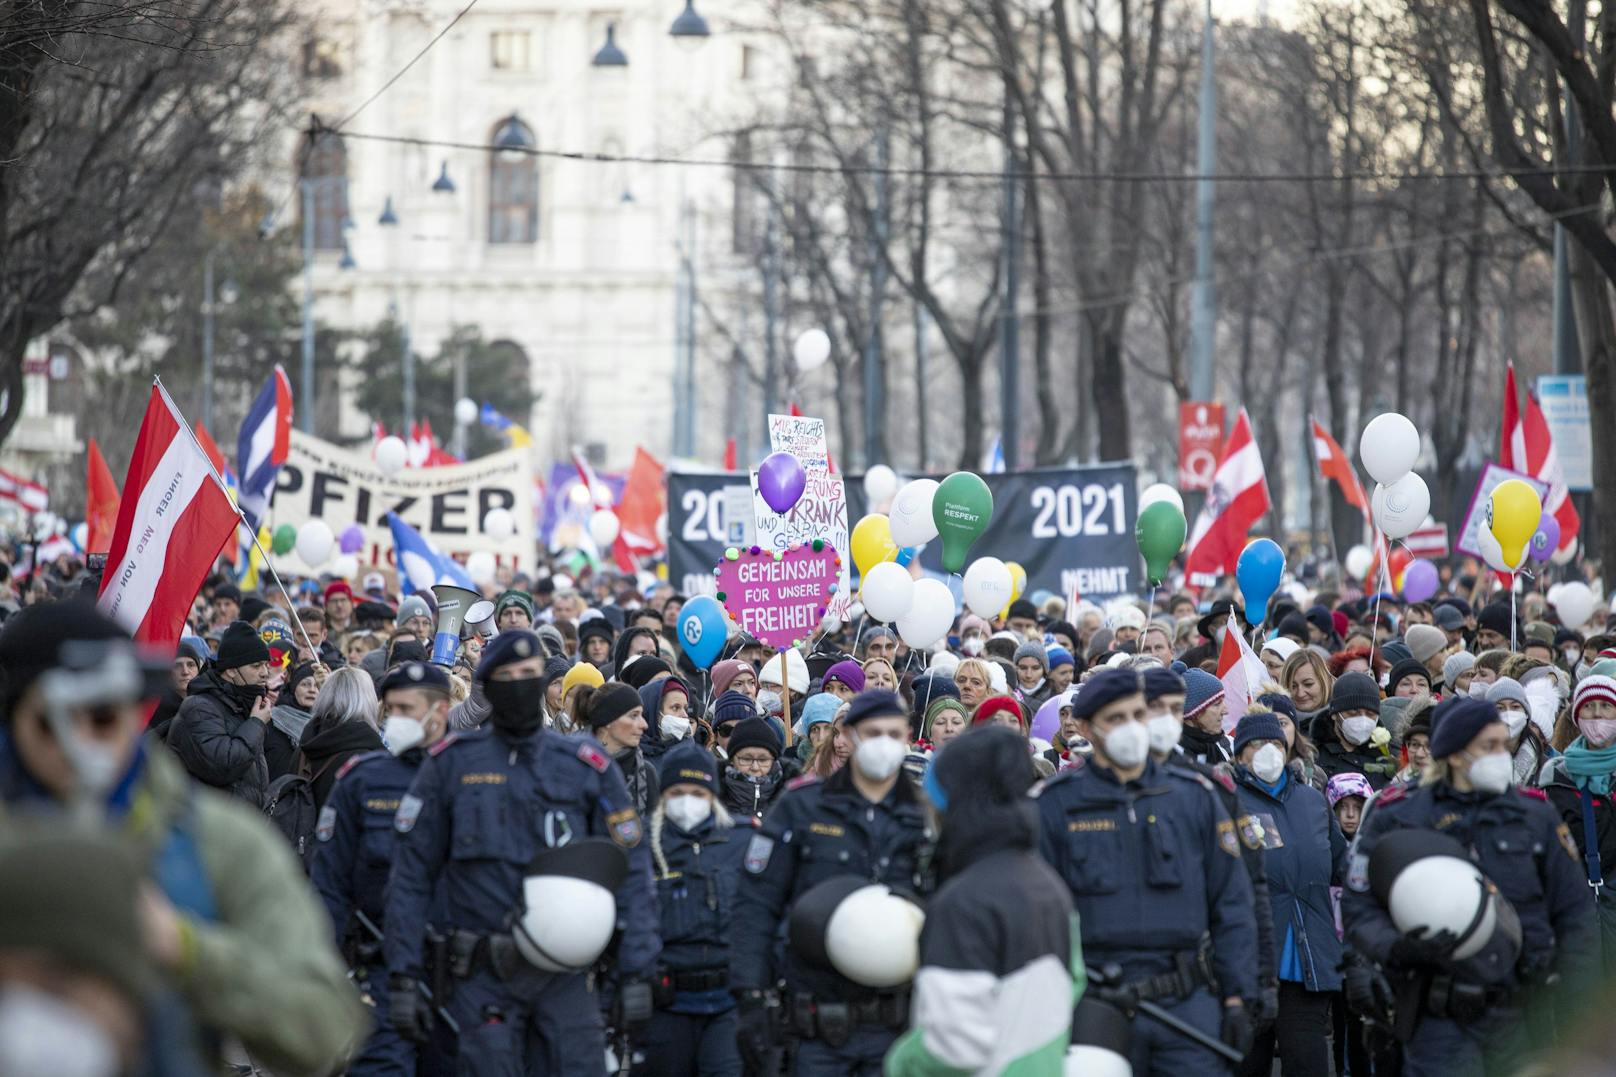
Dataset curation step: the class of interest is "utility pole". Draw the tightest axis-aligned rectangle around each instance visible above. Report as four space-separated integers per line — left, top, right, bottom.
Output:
202 250 216 431
762 192 780 455
914 302 929 472
864 126 889 468
1000 96 1021 471
1189 0 1217 402
300 179 316 433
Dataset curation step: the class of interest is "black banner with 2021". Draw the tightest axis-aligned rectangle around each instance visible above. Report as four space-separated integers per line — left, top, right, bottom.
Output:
667 463 1139 604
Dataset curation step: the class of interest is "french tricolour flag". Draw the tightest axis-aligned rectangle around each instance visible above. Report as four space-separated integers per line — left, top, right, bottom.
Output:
236 366 293 535
98 382 240 649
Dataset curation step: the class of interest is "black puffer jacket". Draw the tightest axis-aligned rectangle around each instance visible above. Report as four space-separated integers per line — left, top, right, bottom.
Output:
167 669 270 807
719 761 787 823
1308 712 1397 788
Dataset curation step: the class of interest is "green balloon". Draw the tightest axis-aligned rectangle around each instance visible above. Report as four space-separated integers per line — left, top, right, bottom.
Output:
931 471 993 572
272 523 298 555
1135 501 1187 584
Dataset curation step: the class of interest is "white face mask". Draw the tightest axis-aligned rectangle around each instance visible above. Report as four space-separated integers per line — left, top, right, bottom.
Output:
756 690 783 717
1251 743 1287 784
1340 715 1378 747
383 715 426 756
1467 750 1513 795
660 713 691 742
0 986 119 1077
664 793 712 830
1499 709 1528 740
1101 722 1151 769
1146 714 1183 755
1564 648 1582 667
960 637 985 656
853 734 907 780
1469 681 1491 700
1579 718 1616 748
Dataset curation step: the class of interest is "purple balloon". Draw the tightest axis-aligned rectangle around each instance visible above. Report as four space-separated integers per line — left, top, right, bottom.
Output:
339 524 365 554
1030 695 1065 743
1401 558 1439 604
757 451 807 514
1530 515 1562 562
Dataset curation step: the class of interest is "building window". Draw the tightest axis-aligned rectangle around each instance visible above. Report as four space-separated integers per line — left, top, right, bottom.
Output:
491 31 531 70
302 33 343 79
731 130 757 254
489 115 538 244
298 130 348 251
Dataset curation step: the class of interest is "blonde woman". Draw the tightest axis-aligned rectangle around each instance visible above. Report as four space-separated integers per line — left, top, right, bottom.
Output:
863 656 900 693
953 657 994 710
1281 649 1335 734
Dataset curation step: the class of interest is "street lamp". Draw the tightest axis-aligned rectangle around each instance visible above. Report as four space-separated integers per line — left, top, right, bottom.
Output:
378 196 398 226
592 23 628 66
201 250 239 431
338 242 357 270
669 0 709 43
432 161 456 194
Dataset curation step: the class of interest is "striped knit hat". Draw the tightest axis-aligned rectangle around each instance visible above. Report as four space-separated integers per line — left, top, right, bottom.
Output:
1573 675 1616 723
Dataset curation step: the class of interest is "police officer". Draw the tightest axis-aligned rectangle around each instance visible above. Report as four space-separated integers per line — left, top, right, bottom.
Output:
637 739 747 1076
312 660 454 1075
731 689 931 1075
384 629 661 1073
1034 668 1258 1075
1342 697 1596 1075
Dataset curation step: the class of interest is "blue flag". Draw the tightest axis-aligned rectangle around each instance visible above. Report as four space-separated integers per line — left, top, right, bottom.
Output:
385 512 476 593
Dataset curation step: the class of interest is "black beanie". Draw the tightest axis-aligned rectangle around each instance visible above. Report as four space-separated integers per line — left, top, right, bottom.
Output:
1429 697 1503 758
214 620 271 672
0 600 129 713
1330 672 1382 715
1386 658 1431 696
587 682 642 729
725 717 782 760
1477 603 1515 640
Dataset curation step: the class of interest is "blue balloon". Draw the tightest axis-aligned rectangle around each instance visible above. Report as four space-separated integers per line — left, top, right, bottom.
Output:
1235 539 1285 626
677 595 728 670
896 547 917 567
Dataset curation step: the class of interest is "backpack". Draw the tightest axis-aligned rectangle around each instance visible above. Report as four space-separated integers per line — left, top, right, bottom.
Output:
264 756 338 871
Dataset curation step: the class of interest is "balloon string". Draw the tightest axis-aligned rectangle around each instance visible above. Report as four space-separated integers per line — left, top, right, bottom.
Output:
1510 579 1517 652
1369 530 1389 674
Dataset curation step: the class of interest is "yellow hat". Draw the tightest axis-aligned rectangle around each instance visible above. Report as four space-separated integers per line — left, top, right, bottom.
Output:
562 662 606 697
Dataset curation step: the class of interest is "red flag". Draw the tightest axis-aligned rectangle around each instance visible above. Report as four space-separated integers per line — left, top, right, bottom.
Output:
86 438 121 554
193 422 237 566
97 383 239 650
1185 409 1272 584
723 437 737 472
1310 418 1368 512
1500 363 1579 553
612 447 666 572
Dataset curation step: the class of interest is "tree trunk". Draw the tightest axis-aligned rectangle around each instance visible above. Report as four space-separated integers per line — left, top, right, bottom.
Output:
1569 241 1616 576
1088 307 1131 461
958 352 986 470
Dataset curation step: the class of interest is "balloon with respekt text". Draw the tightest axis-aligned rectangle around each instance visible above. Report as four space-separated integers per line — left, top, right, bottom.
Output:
930 472 993 573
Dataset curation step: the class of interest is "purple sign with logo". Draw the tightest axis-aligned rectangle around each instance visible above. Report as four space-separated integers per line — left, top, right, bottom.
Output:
712 543 842 651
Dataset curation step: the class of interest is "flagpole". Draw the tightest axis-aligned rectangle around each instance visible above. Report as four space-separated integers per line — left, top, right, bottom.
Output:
153 376 323 663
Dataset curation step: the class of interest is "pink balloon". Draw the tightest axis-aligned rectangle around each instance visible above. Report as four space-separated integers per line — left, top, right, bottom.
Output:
1401 558 1439 604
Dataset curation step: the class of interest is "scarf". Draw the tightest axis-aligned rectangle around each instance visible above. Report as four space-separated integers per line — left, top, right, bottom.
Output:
1561 735 1616 796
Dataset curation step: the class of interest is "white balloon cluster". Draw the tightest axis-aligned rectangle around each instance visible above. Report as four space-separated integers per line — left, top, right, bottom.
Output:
1359 413 1428 541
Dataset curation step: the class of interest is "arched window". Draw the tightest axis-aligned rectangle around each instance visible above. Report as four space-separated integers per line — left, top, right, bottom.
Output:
489 115 538 244
298 130 348 250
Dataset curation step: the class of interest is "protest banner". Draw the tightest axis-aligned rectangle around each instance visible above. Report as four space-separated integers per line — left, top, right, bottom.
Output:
270 431 536 573
755 413 851 618
713 543 842 649
1178 402 1225 491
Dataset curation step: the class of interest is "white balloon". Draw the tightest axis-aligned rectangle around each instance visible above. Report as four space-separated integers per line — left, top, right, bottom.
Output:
1139 483 1184 514
889 479 940 548
483 508 515 541
1476 523 1514 573
331 553 359 579
1359 413 1420 486
375 435 408 476
465 550 497 586
1551 539 1578 566
1554 582 1597 630
588 509 620 549
793 328 832 373
961 556 1014 619
294 520 335 567
455 397 479 426
895 578 956 650
860 561 916 623
1344 545 1373 580
863 465 899 508
1372 474 1430 540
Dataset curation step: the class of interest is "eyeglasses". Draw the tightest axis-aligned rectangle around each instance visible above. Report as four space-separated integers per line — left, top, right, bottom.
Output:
716 722 739 737
732 753 774 770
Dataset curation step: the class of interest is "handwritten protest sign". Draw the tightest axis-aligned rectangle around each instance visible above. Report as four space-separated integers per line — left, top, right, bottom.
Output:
754 413 851 618
713 543 843 650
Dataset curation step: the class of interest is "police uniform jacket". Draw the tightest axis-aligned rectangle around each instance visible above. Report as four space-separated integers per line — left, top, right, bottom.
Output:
730 766 931 1001
311 748 446 943
1341 780 1596 988
383 726 660 979
650 809 748 1013
1034 757 1259 1001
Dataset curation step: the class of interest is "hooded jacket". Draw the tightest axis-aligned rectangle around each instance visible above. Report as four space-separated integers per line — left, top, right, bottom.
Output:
638 677 688 763
607 626 663 682
298 716 384 809
167 669 271 808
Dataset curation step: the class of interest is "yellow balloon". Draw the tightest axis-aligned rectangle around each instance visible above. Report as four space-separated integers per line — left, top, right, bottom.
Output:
997 562 1029 621
1488 479 1543 571
851 513 899 577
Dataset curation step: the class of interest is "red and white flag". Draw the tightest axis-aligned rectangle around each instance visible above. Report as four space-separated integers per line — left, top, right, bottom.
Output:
612 447 666 572
1500 363 1579 553
1185 409 1272 585
1311 418 1369 513
571 447 613 510
0 467 48 513
98 382 239 650
1216 626 1270 734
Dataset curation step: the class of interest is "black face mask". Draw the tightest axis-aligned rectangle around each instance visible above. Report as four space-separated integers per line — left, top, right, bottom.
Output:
485 677 545 737
226 678 266 710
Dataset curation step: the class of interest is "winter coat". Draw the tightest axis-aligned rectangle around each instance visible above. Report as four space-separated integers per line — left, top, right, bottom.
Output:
298 716 384 809
0 739 367 1074
613 745 660 817
265 704 313 782
149 685 187 742
648 807 748 1014
1512 729 1555 789
719 761 786 824
167 670 271 808
1308 713 1397 788
638 678 684 764
1179 722 1231 767
1233 767 1349 993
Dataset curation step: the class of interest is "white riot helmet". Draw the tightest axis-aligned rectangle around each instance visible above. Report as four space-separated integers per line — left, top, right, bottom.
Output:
1368 829 1521 967
788 876 925 988
511 839 628 972
1064 996 1132 1077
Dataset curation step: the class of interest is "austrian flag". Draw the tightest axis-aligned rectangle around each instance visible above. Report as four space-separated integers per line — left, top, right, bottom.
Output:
1185 409 1272 586
98 382 240 650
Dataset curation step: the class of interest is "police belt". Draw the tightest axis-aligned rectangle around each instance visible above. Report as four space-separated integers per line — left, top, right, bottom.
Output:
1421 972 1516 1025
658 967 729 993
448 929 523 982
1090 947 1216 1008
789 988 910 1046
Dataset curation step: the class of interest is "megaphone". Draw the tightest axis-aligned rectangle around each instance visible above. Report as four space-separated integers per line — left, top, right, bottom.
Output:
430 584 483 667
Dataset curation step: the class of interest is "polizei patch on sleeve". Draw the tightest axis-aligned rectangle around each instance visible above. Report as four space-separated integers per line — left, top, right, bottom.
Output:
395 794 424 833
316 805 337 842
745 834 774 874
